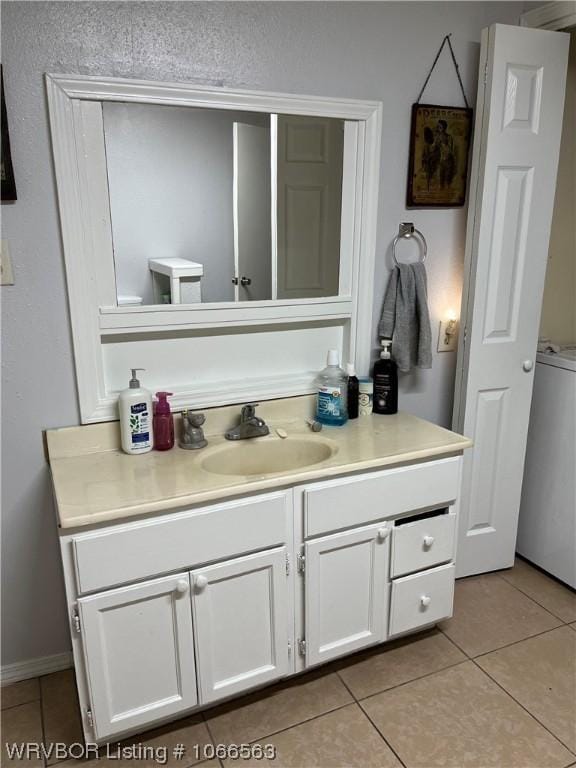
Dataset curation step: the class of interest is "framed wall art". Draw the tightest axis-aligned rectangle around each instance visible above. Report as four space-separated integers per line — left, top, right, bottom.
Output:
406 103 472 207
1 66 17 202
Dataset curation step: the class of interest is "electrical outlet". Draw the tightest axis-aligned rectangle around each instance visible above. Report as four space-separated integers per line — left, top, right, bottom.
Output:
0 240 14 285
438 318 458 352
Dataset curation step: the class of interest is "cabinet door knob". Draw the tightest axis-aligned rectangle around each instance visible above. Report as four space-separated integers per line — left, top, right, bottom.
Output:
377 527 391 541
194 575 208 591
522 359 534 372
420 595 432 608
423 535 435 548
175 579 189 594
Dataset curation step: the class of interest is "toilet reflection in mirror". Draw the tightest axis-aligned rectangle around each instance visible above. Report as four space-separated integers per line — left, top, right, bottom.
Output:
103 102 344 306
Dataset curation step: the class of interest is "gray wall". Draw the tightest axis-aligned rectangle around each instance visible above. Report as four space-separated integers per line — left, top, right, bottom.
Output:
105 104 269 304
1 1 523 669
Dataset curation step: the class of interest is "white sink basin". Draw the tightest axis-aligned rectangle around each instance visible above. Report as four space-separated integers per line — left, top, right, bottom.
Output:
200 437 336 477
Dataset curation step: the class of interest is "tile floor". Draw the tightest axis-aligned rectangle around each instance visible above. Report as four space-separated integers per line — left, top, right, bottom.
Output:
2 558 575 768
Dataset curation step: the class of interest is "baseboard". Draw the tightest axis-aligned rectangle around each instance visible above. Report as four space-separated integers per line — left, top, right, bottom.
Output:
1 652 73 686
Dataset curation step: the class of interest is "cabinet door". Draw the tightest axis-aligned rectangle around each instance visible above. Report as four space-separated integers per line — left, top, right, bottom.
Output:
305 522 390 666
78 573 197 740
191 547 290 704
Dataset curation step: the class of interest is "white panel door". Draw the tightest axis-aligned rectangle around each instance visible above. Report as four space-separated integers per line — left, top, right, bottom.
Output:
276 115 343 299
233 122 272 301
453 24 569 577
78 573 197 740
305 522 390 666
191 547 290 704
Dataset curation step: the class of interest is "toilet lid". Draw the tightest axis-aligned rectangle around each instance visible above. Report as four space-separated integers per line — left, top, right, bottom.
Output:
117 295 143 306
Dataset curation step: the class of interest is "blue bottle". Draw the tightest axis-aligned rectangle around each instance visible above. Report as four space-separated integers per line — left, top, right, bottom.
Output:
316 350 348 426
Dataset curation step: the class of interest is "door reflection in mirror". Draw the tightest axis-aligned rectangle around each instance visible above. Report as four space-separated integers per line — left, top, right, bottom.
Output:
102 102 344 306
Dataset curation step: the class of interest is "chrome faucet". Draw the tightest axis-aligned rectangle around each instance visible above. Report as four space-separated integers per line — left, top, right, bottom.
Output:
225 403 270 441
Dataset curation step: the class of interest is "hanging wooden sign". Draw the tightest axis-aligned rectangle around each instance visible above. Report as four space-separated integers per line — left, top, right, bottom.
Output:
406 35 473 208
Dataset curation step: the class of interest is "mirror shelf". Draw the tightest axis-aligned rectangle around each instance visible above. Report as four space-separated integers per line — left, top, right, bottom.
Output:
46 74 382 423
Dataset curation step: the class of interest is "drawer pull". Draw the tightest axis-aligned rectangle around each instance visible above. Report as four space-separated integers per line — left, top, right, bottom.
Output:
194 575 208 591
175 579 189 594
420 595 432 608
423 535 435 548
377 527 391 542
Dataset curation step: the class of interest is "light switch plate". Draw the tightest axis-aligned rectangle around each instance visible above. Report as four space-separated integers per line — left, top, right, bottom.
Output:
437 319 458 352
0 240 15 285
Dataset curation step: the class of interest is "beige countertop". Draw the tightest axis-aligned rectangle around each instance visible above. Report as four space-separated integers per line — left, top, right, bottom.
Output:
46 397 472 529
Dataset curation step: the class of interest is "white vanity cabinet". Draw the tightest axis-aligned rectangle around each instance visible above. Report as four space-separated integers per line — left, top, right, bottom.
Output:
59 455 463 744
191 547 291 704
304 522 391 665
76 573 198 740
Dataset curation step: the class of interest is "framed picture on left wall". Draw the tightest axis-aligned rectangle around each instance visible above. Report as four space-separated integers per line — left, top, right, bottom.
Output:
1 66 17 201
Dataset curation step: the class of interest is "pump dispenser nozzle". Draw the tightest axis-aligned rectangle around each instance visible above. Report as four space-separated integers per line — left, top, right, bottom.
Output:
129 368 146 388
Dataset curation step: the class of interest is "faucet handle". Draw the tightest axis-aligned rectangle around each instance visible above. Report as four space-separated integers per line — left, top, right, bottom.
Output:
241 403 259 420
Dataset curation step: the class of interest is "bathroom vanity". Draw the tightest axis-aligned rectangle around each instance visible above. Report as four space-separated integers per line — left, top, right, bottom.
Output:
47 398 471 744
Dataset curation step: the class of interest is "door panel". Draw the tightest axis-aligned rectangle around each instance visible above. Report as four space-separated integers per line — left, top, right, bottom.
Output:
276 115 343 299
305 522 390 666
453 23 569 577
233 122 272 301
78 573 197 740
192 547 290 704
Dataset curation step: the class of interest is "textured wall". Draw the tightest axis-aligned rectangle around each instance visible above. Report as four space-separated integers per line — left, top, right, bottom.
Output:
540 30 576 346
1 1 522 668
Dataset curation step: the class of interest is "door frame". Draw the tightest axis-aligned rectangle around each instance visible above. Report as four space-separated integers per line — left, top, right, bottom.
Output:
520 1 576 31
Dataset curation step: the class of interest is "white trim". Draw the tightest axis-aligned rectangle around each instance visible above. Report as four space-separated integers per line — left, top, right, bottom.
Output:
270 114 279 301
46 74 382 422
232 122 241 303
87 371 320 424
46 74 381 120
1 652 73 686
520 1 576 30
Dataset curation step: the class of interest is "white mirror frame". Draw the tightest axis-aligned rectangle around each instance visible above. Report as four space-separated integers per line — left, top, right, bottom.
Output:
46 74 382 422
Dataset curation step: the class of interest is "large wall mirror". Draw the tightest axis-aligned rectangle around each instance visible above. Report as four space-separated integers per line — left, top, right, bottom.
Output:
104 103 345 307
46 75 381 422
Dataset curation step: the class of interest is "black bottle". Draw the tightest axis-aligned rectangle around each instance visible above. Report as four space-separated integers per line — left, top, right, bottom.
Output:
346 363 359 419
372 340 398 414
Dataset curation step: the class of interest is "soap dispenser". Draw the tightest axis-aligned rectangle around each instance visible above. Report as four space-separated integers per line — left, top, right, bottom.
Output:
373 340 398 414
154 392 175 451
118 368 153 454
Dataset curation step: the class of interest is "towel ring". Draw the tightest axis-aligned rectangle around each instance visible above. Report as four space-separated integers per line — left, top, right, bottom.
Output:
392 223 427 265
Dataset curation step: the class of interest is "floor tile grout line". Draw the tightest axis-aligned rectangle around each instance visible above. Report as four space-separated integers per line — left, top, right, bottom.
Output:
471 656 576 758
438 621 567 661
0 697 42 713
356 658 470 706
493 570 574 624
200 710 225 768
206 699 360 751
336 650 469 704
336 671 408 768
498 578 575 625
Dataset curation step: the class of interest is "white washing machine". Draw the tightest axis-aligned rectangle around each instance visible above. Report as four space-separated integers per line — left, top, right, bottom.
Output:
517 348 576 588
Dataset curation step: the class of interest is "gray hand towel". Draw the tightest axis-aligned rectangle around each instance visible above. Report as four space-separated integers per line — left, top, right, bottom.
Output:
378 262 432 373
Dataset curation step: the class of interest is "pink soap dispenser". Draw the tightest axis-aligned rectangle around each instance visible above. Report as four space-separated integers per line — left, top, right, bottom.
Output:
153 392 174 451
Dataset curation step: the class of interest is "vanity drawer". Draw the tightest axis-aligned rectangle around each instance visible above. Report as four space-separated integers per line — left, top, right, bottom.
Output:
71 491 290 594
391 509 456 578
389 563 455 637
303 457 460 537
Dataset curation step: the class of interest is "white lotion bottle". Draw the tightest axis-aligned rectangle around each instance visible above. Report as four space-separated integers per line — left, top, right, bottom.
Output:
119 368 153 454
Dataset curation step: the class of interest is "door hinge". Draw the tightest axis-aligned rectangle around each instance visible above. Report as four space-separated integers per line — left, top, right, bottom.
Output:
297 554 306 574
285 553 290 576
288 640 292 656
297 638 306 657
71 608 81 634
86 708 94 728
483 62 488 85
